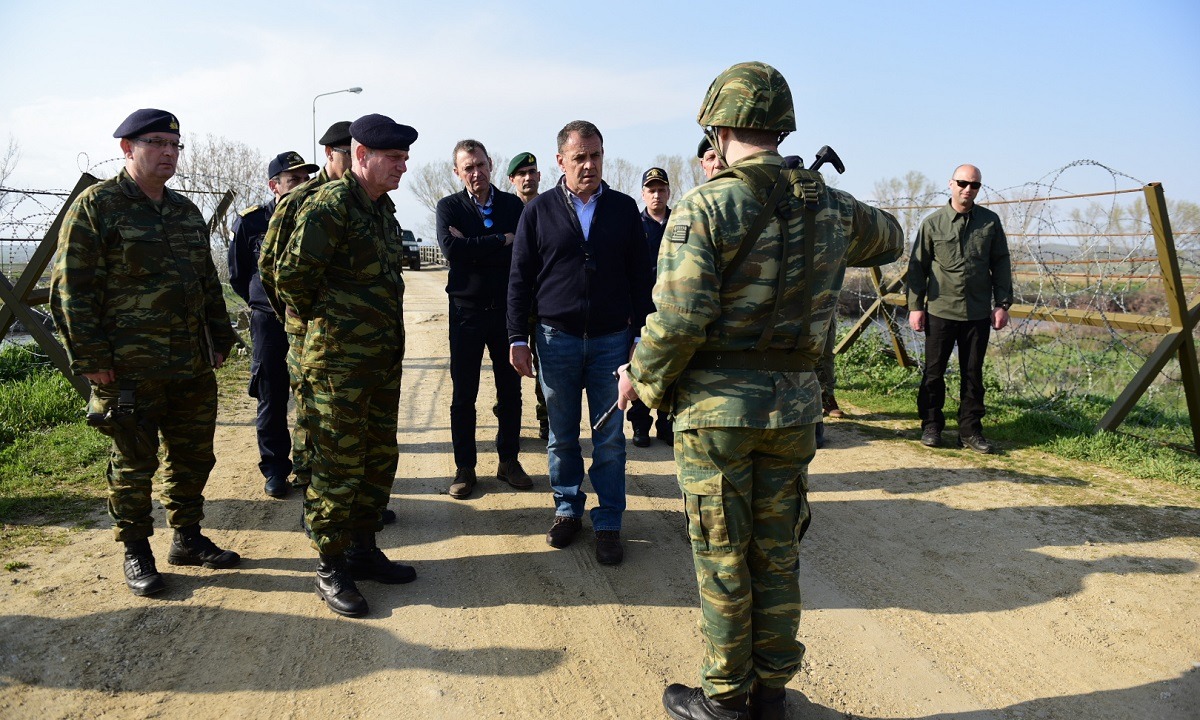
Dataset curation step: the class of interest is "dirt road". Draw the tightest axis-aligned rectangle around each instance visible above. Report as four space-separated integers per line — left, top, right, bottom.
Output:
2 268 1198 719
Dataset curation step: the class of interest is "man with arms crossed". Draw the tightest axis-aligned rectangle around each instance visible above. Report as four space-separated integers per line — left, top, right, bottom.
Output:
437 139 533 499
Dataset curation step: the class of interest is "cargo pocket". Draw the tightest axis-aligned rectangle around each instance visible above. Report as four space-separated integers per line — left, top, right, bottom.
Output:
680 471 731 552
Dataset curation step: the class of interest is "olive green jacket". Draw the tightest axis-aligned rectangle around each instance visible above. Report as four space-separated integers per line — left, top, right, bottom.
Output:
906 202 1012 321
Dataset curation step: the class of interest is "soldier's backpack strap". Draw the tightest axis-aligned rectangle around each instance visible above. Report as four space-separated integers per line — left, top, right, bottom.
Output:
710 163 791 288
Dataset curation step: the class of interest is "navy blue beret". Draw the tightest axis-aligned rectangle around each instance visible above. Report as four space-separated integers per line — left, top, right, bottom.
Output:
697 136 712 159
349 114 418 150
318 121 353 147
113 108 180 139
267 151 320 180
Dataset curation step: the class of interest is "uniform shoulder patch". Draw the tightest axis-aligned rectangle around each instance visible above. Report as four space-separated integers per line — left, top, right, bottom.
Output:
238 204 260 217
669 224 689 243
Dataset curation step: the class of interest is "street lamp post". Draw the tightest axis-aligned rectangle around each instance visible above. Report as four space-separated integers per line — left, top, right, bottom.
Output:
312 86 363 161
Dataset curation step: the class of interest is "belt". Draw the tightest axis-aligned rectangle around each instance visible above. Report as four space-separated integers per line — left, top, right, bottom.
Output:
688 350 813 372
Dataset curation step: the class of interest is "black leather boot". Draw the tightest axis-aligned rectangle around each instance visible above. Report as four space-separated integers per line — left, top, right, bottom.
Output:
167 524 241 568
122 538 166 596
316 553 368 617
750 684 786 720
662 683 749 720
345 531 416 584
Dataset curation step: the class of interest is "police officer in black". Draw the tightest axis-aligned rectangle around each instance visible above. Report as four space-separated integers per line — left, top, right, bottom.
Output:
228 151 318 498
628 167 674 447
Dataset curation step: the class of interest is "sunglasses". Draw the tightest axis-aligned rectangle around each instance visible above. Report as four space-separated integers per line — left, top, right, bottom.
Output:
480 205 494 229
954 180 982 190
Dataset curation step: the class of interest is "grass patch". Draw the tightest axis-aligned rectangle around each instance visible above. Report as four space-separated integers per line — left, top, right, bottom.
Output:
836 327 1200 490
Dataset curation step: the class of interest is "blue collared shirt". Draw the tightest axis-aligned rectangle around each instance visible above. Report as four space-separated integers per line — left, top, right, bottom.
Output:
568 184 603 240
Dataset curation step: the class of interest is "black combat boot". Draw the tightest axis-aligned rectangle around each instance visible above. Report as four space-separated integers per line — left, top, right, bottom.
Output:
316 553 368 617
122 538 166 596
167 524 241 569
750 684 786 720
662 683 749 720
345 531 416 584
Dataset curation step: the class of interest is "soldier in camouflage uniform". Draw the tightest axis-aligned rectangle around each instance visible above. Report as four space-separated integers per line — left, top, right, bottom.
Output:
50 108 242 597
229 150 318 498
274 114 418 618
617 64 904 720
259 123 348 494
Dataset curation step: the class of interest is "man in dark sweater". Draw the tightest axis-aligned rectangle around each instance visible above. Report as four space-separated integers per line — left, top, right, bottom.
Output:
507 121 651 566
437 139 533 499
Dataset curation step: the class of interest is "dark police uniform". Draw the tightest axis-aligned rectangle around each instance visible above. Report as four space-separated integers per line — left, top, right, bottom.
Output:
229 197 293 487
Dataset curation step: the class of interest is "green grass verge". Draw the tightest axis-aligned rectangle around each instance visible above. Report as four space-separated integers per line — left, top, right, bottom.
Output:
0 343 249 558
837 329 1200 490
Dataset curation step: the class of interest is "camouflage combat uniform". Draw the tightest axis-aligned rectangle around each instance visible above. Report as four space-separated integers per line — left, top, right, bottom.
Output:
628 151 903 699
50 168 238 541
273 170 406 556
259 167 334 487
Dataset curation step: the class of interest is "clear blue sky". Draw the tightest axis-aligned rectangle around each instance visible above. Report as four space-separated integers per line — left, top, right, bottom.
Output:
1 0 1197 229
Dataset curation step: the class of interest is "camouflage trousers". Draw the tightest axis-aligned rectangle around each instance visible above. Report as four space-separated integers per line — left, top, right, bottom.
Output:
91 372 218 542
816 320 837 402
286 329 312 486
676 424 815 699
303 364 402 555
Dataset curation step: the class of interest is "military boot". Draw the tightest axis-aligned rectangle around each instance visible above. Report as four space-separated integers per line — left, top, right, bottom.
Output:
750 685 786 720
122 538 166 596
662 684 749 720
316 553 368 617
345 531 416 584
167 524 241 569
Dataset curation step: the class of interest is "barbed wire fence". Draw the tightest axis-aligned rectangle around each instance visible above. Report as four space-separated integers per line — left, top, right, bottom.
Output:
843 160 1199 451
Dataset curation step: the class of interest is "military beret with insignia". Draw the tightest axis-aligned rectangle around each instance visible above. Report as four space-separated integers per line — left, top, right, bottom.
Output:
267 151 320 180
349 114 418 150
697 136 712 159
318 121 353 148
507 152 537 177
641 167 669 187
113 108 180 139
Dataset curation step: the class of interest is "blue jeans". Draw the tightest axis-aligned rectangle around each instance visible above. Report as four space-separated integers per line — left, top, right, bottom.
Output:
535 324 628 531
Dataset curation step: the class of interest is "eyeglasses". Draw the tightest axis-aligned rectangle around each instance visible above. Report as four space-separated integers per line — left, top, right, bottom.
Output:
132 137 184 151
954 180 982 190
480 205 494 229
331 147 351 155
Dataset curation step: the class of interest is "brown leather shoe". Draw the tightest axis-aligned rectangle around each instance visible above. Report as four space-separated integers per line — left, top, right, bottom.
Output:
822 395 845 418
448 468 477 499
546 516 582 549
496 459 533 489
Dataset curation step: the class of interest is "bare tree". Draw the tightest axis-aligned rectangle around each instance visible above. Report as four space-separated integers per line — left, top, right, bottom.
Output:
0 135 18 216
651 154 705 200
173 133 271 250
407 161 459 216
872 171 940 240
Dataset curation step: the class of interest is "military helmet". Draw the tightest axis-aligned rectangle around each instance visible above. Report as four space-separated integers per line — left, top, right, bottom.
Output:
696 61 796 133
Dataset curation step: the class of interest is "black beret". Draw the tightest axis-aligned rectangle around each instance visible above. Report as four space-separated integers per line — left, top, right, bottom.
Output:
697 136 712 159
641 167 669 187
113 108 180 139
507 152 537 177
318 121 353 147
267 151 320 180
349 114 418 150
